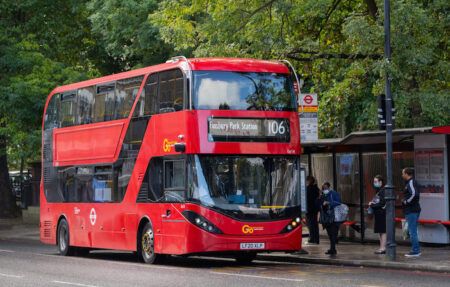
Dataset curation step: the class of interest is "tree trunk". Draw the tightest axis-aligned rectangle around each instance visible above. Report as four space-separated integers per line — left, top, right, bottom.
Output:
0 135 19 218
364 0 378 20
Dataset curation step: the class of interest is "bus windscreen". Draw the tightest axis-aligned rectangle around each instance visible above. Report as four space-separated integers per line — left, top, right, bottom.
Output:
189 155 300 221
193 71 296 111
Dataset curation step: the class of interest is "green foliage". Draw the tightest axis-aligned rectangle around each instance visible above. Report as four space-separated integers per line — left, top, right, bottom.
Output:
0 1 93 168
88 0 173 69
0 0 448 173
0 37 89 167
152 0 449 137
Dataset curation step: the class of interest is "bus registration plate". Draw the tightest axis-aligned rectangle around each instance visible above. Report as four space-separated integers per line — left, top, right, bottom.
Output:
240 243 265 250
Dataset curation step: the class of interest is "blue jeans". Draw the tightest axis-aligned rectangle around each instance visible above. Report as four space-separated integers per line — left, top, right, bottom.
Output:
406 212 421 253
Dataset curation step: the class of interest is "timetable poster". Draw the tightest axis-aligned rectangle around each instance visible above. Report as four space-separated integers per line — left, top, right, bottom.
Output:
415 151 430 181
415 149 445 195
429 150 444 181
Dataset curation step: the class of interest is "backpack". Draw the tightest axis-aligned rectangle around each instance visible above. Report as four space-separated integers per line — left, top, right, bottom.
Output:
327 190 348 222
334 203 349 222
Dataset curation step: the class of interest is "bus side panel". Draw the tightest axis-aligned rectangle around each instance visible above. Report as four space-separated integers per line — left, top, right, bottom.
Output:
40 199 138 251
53 119 126 167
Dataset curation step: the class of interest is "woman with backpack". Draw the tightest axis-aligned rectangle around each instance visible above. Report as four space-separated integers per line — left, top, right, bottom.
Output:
319 182 342 256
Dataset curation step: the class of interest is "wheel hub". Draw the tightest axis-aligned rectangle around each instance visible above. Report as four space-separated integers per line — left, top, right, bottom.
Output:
142 230 154 256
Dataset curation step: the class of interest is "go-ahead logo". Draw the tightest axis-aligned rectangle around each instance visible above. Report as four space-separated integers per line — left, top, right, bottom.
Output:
163 138 176 152
242 224 264 234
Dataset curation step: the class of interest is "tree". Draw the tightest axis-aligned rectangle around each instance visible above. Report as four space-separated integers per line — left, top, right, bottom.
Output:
87 0 174 70
0 0 174 217
151 0 449 137
0 1 93 217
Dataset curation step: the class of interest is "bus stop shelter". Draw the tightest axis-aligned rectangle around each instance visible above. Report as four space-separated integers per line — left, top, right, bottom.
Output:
300 126 450 244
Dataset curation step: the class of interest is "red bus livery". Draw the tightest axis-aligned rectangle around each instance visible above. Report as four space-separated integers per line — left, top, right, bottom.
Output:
40 57 302 264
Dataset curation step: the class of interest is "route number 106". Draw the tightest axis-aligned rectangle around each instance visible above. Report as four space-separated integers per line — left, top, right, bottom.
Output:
269 120 287 135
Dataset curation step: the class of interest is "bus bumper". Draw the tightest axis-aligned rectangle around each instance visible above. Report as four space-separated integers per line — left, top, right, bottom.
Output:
163 223 302 255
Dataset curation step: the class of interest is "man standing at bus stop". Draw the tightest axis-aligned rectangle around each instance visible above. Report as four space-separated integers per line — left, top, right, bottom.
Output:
402 167 421 257
306 176 320 244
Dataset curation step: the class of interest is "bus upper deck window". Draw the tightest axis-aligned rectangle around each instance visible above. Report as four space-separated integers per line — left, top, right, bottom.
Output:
116 76 144 119
94 83 115 122
78 87 95 125
44 94 60 130
60 91 77 127
158 69 184 113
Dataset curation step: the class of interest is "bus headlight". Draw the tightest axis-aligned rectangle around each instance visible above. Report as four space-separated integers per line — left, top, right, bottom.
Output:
182 210 223 234
280 217 302 233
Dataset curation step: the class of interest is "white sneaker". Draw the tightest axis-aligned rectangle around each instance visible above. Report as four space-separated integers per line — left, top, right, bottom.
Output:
404 252 421 257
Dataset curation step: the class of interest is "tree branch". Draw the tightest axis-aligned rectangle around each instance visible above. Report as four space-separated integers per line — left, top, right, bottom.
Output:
316 0 342 39
286 50 382 62
236 0 278 32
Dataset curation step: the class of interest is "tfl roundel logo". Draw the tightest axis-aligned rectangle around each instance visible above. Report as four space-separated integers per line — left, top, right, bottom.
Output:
89 208 97 226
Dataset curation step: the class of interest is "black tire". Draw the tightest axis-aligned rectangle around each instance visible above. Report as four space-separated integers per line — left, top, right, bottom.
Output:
235 252 257 264
57 218 75 256
137 222 163 264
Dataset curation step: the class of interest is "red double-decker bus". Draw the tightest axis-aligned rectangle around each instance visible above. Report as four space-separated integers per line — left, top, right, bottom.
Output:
40 57 302 264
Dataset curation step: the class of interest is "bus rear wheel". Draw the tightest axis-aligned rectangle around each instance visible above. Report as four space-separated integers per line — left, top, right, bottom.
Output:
138 222 163 264
234 252 257 264
57 218 75 256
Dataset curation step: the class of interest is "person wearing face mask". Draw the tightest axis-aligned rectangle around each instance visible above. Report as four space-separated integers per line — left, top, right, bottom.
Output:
319 182 341 255
368 175 386 254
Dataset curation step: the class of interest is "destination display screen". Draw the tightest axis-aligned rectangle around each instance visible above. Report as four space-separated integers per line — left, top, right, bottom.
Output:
208 117 290 142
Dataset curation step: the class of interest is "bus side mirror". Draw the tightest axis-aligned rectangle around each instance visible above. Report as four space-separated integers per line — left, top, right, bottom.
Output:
174 143 186 153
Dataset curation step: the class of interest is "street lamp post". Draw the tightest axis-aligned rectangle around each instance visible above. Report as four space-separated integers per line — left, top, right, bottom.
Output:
384 0 396 260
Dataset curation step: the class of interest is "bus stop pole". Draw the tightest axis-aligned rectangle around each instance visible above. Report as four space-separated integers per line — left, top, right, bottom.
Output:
384 0 396 260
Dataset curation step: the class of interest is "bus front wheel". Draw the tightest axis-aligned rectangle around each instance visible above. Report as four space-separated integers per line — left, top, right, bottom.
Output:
57 218 75 256
138 222 163 264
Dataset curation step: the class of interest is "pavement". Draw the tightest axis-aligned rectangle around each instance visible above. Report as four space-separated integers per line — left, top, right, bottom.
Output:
259 239 450 273
1 220 449 274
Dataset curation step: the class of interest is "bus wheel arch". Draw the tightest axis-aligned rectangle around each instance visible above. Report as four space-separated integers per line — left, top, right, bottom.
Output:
137 216 164 264
56 215 75 256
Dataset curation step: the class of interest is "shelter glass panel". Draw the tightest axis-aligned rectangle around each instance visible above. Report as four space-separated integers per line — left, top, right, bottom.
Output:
311 154 334 189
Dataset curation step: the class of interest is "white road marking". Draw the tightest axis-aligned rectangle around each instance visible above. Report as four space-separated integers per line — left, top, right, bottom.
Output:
0 272 24 278
31 253 58 258
211 271 306 282
52 280 98 287
0 249 15 253
31 252 177 270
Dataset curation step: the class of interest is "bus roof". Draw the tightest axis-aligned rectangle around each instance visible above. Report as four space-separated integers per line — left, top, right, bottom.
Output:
51 58 290 94
189 58 290 74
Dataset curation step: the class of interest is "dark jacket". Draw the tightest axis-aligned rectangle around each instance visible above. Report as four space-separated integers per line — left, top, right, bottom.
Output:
371 187 386 210
403 178 421 214
306 184 320 214
319 190 341 210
